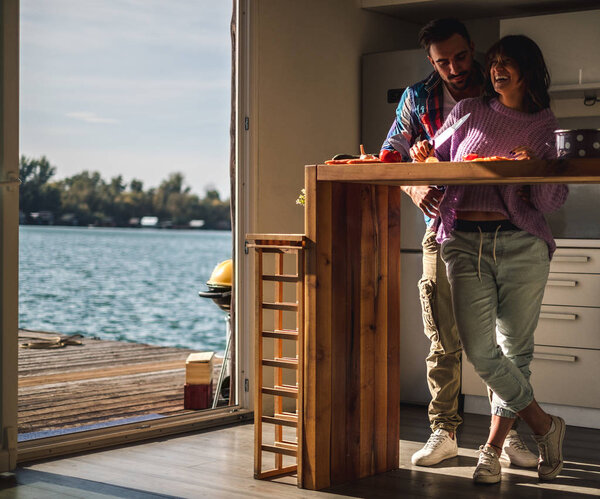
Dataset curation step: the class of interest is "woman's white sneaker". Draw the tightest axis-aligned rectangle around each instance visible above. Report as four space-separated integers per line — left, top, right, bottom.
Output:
473 444 501 484
411 429 458 466
501 429 538 468
534 415 566 480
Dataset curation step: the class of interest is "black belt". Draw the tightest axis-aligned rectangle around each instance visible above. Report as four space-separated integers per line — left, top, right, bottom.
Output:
455 219 520 232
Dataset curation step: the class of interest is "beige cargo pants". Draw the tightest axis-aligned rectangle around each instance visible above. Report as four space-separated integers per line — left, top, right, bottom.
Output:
419 227 463 432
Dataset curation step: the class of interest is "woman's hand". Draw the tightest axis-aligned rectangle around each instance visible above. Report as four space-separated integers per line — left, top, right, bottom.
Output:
410 140 434 162
511 146 537 160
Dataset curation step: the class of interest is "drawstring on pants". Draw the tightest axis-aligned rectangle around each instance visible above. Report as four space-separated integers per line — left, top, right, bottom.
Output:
476 224 502 281
493 225 501 264
477 227 483 282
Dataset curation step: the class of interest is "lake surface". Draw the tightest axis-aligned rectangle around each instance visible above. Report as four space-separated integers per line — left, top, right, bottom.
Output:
19 226 232 353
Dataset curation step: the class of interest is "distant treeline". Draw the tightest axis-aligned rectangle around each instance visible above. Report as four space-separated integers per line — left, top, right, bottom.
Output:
19 155 231 230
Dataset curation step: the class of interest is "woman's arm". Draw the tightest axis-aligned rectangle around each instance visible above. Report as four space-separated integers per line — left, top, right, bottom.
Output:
530 184 568 213
526 115 568 213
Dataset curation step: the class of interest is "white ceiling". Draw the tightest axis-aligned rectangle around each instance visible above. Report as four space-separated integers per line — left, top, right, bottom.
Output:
362 0 600 23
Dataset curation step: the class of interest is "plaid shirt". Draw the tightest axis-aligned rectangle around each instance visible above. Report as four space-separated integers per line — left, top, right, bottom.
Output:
381 71 446 161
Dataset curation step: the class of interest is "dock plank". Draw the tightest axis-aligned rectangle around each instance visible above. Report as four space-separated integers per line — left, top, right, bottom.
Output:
18 330 224 435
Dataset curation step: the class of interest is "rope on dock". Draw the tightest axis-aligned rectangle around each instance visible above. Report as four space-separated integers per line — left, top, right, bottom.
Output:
20 333 84 349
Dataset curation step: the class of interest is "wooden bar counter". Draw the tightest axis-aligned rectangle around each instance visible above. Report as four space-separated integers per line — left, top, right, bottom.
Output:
301 158 600 490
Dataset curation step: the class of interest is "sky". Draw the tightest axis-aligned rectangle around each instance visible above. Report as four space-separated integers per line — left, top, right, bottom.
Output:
20 0 233 198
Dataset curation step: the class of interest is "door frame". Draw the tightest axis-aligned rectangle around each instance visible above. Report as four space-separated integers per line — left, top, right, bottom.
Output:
0 0 21 472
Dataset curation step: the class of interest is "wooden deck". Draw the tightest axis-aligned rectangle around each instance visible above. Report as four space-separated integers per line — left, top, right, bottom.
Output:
18 329 223 436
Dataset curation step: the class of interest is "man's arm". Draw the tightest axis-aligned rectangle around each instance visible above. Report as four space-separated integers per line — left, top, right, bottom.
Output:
401 185 444 218
380 86 443 217
380 87 420 162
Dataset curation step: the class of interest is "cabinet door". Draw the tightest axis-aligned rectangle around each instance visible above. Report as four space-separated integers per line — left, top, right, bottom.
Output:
551 248 600 274
537 305 600 349
400 252 430 404
543 273 600 307
501 10 600 86
462 347 600 409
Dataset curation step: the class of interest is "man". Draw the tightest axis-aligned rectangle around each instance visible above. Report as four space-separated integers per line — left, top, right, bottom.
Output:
380 18 538 468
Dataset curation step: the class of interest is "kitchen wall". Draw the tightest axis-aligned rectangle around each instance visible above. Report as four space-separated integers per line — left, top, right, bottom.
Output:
245 0 421 414
248 0 420 235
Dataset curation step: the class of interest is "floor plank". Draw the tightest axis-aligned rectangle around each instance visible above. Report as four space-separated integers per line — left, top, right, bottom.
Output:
4 405 598 498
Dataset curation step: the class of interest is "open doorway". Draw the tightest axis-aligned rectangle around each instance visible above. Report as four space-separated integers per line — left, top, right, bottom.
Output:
17 0 244 454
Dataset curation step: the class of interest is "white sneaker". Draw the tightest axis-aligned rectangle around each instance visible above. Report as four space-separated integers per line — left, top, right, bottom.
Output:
411 429 458 466
501 429 538 468
473 444 501 484
534 415 566 480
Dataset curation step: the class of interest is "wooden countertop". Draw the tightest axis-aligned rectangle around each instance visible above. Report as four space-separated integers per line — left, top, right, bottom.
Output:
313 158 600 185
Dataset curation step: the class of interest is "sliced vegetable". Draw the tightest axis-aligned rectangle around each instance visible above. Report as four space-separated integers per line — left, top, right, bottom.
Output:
380 149 403 163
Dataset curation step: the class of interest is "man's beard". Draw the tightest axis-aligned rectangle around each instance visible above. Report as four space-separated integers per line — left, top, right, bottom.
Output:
447 71 471 90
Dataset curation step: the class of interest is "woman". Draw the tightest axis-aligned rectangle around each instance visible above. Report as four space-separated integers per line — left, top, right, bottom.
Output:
410 35 568 484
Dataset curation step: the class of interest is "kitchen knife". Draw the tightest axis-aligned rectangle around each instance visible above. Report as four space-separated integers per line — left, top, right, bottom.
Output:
432 112 471 148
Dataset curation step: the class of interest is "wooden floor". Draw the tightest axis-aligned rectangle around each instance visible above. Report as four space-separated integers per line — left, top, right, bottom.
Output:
18 330 222 436
3 405 598 498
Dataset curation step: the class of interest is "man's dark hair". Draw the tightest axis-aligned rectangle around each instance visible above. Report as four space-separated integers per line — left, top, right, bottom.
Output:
483 35 551 113
418 18 471 53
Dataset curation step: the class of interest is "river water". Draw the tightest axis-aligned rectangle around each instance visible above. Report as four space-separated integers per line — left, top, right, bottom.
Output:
19 226 232 353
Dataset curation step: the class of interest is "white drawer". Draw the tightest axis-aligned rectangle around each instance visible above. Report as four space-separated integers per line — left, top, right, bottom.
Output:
543 273 600 307
462 347 600 409
536 305 600 349
551 248 600 274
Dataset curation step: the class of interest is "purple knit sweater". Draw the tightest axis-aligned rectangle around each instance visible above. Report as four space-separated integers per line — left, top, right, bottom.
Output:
434 97 568 257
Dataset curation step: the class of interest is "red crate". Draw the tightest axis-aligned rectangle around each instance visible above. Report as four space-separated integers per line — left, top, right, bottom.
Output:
184 383 213 410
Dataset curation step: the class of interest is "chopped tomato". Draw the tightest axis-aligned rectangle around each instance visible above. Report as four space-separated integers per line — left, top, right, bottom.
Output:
380 149 403 163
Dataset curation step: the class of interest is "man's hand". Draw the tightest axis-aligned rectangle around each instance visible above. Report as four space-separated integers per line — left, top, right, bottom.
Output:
401 185 444 218
410 140 434 162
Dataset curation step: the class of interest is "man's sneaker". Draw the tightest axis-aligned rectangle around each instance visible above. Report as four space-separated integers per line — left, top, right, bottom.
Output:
501 429 538 468
473 444 501 484
533 415 566 480
411 429 458 466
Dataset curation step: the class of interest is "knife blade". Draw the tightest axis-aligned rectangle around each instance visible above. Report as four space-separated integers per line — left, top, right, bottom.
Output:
432 112 471 149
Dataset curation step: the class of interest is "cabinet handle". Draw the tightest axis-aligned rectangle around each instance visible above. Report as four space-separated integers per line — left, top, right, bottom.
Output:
546 280 578 287
552 255 590 263
533 353 577 362
538 312 578 321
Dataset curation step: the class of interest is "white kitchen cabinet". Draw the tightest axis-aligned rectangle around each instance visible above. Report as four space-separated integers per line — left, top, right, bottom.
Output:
500 10 600 118
463 346 600 410
500 10 600 87
537 305 600 350
400 252 430 404
462 242 600 428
